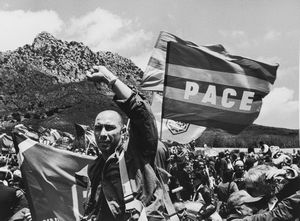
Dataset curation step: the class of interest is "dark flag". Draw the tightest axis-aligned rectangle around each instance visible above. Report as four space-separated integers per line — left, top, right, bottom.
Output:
13 132 95 221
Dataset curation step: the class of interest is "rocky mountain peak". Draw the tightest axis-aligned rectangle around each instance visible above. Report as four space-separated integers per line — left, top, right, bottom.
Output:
0 32 144 133
32 32 61 50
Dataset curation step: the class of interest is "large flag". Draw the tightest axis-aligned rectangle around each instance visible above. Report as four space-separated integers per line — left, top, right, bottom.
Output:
142 31 208 143
163 41 278 134
13 132 95 221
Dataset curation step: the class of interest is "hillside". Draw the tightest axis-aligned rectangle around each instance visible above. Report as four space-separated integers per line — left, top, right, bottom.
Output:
0 32 298 148
0 32 144 133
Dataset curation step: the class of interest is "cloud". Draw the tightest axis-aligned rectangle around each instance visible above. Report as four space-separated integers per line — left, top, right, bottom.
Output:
130 50 152 71
0 7 153 57
63 8 152 55
218 29 257 49
219 30 246 38
255 56 281 65
264 30 281 40
0 10 63 51
277 66 298 79
2 2 10 9
255 87 299 129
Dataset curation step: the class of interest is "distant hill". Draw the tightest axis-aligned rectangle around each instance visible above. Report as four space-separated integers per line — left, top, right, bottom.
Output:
0 32 298 148
198 124 299 149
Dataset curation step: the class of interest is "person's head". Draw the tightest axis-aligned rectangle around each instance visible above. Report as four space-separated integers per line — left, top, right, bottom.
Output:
223 170 234 183
248 147 255 154
259 141 264 148
219 151 225 159
94 110 125 158
227 190 262 217
239 152 245 161
233 160 245 172
244 165 277 198
232 154 238 162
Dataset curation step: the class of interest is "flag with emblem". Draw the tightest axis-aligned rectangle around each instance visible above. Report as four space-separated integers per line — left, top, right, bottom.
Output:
163 41 278 134
12 131 95 221
151 93 206 143
143 32 208 143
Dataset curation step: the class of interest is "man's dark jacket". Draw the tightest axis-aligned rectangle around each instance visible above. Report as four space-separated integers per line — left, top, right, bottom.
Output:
85 93 175 221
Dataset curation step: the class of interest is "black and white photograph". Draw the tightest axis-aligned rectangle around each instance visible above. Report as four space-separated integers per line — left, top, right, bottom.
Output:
0 0 299 220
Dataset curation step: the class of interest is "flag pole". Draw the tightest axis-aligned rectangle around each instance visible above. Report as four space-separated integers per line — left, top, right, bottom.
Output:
160 42 171 141
150 91 163 141
159 92 164 141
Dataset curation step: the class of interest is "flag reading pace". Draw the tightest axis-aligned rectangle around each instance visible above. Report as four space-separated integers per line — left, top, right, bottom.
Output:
163 42 278 134
141 31 207 143
13 132 95 221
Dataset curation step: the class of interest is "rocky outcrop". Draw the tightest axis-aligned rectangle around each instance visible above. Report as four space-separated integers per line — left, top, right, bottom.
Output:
0 32 144 133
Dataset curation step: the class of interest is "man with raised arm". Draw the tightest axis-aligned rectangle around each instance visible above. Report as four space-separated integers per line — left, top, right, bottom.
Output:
83 66 177 221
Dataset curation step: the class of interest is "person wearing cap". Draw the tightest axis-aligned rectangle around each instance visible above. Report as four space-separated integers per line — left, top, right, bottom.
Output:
231 164 300 220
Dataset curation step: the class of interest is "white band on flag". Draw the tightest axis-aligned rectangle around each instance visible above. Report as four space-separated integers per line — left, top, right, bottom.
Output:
17 138 37 165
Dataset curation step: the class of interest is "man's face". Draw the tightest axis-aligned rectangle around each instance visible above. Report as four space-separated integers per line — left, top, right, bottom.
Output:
235 165 244 172
94 111 123 155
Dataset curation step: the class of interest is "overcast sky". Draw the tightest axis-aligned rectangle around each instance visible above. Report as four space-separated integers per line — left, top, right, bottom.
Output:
0 0 299 129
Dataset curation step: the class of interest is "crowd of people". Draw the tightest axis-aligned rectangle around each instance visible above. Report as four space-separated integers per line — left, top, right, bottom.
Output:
164 141 300 220
0 65 300 221
1 135 299 221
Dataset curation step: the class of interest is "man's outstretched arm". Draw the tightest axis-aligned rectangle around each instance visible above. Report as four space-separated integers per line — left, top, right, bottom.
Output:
86 65 158 161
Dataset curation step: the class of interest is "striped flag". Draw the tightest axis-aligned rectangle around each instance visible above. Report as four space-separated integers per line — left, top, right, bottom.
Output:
12 132 95 221
163 41 278 134
141 31 224 91
142 32 208 143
